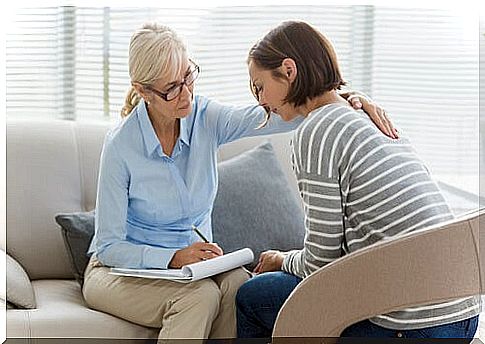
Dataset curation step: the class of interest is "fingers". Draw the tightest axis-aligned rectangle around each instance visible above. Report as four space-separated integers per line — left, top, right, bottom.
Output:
254 260 269 274
195 250 219 261
381 110 393 138
376 108 397 139
358 98 398 139
383 110 399 139
368 106 386 134
253 252 267 274
193 242 223 256
347 94 363 109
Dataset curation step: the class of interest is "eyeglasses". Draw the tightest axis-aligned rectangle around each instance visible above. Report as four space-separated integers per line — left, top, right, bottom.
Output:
145 61 200 102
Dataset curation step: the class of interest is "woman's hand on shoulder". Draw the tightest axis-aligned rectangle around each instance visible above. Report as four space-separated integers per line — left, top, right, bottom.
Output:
253 250 285 274
340 90 398 139
168 242 223 268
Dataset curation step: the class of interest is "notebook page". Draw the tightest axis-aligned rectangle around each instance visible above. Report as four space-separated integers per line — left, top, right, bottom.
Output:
182 248 254 281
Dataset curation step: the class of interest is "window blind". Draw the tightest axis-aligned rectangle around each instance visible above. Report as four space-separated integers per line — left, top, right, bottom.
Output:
6 5 480 205
370 7 479 194
6 7 59 117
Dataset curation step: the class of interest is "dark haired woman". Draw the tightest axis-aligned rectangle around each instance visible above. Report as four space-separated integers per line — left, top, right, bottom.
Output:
236 20 480 340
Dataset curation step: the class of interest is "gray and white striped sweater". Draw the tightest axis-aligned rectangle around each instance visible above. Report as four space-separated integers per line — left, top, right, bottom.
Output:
282 103 480 330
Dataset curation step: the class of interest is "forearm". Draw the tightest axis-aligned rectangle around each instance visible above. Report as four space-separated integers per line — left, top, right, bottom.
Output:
204 97 304 145
95 240 178 269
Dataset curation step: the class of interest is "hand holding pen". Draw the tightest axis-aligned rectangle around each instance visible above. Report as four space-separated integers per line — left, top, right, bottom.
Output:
167 225 223 268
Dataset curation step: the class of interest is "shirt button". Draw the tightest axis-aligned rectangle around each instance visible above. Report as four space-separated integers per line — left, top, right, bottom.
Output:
396 332 403 338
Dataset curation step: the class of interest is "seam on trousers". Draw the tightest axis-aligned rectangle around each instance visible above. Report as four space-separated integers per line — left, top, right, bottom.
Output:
160 299 174 343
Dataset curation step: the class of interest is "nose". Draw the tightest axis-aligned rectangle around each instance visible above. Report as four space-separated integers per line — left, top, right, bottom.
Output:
180 83 192 100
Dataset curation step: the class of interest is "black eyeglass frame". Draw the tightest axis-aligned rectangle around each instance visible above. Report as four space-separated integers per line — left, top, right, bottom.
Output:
144 61 200 102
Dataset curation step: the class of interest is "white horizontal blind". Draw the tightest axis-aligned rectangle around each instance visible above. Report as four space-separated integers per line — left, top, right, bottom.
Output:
370 7 479 195
74 7 106 120
6 7 60 117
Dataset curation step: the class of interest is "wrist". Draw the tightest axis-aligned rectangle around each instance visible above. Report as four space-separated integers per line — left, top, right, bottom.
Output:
277 253 285 270
168 250 181 268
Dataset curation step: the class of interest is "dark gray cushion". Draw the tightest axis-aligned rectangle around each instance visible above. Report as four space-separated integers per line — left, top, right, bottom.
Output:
212 141 305 269
55 210 95 286
54 141 305 283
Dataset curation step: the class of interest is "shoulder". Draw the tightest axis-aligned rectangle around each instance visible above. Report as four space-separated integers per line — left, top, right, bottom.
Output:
103 111 141 157
186 94 214 126
192 94 211 115
298 104 370 140
106 115 134 143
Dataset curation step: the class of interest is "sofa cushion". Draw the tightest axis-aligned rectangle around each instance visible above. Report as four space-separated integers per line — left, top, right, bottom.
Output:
212 141 305 269
6 279 158 338
5 251 36 309
55 211 95 286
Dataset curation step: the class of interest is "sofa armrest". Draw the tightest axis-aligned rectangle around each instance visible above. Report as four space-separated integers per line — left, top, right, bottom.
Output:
3 250 36 309
272 210 483 340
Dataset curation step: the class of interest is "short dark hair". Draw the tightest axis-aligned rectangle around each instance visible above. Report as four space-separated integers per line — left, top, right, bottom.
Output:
248 20 346 108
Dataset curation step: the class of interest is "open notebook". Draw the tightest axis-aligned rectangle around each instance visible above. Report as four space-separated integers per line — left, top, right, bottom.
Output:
109 248 254 283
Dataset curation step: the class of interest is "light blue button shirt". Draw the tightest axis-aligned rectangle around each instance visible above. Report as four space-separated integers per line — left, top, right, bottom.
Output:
88 95 303 269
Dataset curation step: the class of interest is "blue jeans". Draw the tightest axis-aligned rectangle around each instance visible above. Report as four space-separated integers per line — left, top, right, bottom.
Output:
237 271 302 338
236 271 479 340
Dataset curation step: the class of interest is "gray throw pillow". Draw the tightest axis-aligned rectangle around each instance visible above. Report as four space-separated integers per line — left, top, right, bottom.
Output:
5 251 36 309
55 210 95 286
212 141 305 269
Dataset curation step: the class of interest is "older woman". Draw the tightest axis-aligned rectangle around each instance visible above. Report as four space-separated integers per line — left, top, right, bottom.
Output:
82 22 393 341
236 20 480 340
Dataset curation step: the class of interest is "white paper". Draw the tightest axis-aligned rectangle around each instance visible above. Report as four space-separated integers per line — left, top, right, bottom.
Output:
109 268 190 279
109 248 254 283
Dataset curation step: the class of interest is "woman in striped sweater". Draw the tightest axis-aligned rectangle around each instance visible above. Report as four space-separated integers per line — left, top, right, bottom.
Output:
236 20 480 339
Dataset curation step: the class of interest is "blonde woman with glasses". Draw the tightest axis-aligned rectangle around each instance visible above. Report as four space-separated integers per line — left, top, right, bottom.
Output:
82 22 394 341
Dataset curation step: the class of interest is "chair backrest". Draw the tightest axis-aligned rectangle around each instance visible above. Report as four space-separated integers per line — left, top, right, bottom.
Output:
272 210 484 340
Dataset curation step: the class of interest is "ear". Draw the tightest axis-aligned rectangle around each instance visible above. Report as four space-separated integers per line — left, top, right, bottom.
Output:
281 58 297 83
132 82 150 102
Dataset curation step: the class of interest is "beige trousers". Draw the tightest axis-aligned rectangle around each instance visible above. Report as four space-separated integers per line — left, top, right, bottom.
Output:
82 257 250 342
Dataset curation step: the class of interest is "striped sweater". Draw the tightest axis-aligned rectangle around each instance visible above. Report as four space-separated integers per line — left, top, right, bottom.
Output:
282 103 480 330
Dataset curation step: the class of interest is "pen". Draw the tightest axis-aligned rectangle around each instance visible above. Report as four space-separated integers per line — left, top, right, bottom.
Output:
192 225 209 243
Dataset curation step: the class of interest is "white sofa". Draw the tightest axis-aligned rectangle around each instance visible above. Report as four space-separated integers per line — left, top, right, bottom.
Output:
6 118 298 339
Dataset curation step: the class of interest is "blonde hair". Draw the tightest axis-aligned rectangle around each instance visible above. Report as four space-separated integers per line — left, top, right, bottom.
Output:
121 23 187 117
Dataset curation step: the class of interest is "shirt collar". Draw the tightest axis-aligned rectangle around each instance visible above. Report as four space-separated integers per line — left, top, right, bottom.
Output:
136 99 161 157
179 116 190 147
136 99 191 157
